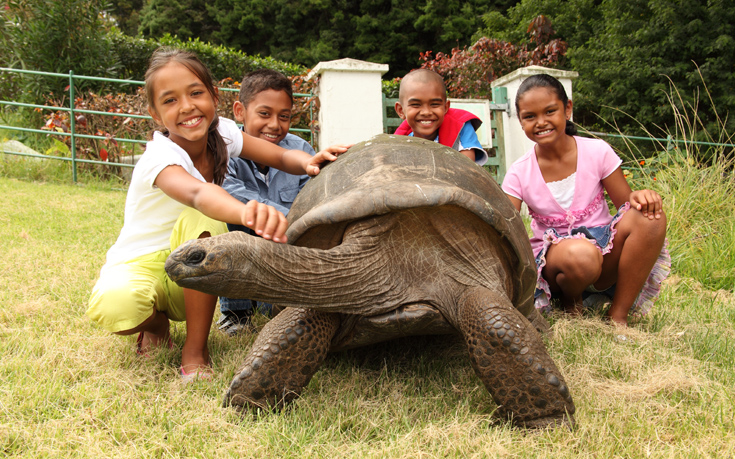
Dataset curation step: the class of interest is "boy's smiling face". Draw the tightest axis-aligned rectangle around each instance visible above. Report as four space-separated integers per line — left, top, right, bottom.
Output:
234 89 292 145
395 79 449 141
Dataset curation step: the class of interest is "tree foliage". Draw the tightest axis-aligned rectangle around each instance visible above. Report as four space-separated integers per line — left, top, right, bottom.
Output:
138 0 217 43
135 0 512 78
2 0 119 98
477 0 735 137
107 0 144 37
421 15 568 99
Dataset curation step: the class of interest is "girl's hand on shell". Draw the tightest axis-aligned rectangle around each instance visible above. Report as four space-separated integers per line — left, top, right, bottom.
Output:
242 201 289 243
305 144 352 176
629 189 663 220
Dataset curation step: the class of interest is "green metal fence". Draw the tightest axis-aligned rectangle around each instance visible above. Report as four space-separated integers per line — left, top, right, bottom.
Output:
4 66 733 184
577 128 735 152
0 67 315 182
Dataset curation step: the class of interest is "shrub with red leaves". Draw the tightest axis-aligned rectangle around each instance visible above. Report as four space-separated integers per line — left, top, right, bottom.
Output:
42 87 152 178
40 69 318 179
419 16 568 99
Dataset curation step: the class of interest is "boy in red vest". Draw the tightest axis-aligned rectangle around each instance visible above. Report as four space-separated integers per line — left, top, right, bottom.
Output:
394 69 488 166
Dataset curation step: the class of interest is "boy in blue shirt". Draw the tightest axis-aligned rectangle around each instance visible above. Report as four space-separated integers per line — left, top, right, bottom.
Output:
217 69 315 336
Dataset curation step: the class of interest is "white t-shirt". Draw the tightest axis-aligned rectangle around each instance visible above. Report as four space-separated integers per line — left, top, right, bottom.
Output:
104 118 244 267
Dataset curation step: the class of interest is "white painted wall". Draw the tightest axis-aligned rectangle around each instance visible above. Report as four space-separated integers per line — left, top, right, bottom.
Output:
307 58 389 151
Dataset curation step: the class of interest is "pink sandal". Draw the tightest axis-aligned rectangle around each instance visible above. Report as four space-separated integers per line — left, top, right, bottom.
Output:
180 365 213 383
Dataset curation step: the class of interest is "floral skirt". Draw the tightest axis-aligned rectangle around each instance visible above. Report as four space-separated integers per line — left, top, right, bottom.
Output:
533 203 671 316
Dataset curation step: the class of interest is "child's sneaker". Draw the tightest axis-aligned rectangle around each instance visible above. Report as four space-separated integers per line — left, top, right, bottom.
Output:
216 309 254 336
583 293 612 312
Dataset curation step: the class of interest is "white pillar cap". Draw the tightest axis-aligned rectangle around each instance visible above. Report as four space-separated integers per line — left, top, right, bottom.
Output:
307 58 389 80
491 65 578 88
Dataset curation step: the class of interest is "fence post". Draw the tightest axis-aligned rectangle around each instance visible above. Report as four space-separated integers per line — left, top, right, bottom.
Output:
490 65 579 176
491 86 508 181
307 58 389 151
69 71 77 183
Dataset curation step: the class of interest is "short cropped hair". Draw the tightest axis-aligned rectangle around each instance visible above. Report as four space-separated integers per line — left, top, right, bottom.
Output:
238 69 293 107
398 69 447 103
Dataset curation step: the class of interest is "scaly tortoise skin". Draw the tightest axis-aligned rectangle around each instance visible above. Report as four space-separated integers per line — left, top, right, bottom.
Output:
165 134 575 428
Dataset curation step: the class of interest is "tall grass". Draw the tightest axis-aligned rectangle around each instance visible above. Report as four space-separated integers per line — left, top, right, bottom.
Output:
653 151 735 291
609 76 735 291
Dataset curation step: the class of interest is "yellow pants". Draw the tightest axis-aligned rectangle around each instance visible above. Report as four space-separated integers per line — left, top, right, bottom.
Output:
87 208 227 333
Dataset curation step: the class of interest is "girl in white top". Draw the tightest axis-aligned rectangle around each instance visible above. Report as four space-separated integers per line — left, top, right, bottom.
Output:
87 48 348 380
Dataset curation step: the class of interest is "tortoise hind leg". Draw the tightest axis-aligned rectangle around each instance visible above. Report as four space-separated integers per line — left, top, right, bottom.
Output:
454 287 575 428
224 307 339 412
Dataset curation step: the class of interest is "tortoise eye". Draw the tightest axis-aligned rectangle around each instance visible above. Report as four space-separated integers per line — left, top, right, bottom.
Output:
186 249 206 265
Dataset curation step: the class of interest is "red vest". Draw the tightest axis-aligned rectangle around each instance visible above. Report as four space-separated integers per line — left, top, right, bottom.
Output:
394 108 481 148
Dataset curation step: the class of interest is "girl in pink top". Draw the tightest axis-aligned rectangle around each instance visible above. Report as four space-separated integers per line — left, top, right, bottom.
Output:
502 74 669 326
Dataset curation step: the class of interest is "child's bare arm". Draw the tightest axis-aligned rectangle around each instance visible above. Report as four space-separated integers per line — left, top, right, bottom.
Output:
237 133 306 175
601 167 633 209
155 165 289 242
298 144 352 176
459 149 476 162
602 167 663 219
505 194 523 212
239 132 350 176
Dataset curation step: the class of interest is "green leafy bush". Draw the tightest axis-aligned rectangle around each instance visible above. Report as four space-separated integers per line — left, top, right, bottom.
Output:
382 79 401 99
419 16 568 99
109 32 307 82
1 0 119 100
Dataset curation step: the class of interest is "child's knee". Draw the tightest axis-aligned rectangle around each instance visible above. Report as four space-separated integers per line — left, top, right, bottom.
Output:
566 242 602 278
628 207 667 240
653 209 667 234
648 214 667 246
171 207 227 249
87 268 162 333
551 240 602 280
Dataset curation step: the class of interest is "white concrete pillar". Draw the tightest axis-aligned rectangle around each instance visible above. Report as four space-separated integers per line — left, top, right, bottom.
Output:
307 58 389 151
491 65 579 174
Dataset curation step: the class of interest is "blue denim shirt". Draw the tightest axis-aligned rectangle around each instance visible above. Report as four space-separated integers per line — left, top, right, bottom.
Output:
222 132 315 234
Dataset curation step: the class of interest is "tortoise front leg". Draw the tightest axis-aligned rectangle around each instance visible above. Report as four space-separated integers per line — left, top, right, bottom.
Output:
224 307 339 412
454 287 575 428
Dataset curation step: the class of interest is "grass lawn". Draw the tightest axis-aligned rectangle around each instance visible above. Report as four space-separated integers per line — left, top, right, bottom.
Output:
1 152 734 458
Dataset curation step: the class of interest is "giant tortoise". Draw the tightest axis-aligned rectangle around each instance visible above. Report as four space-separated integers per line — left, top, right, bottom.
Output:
165 134 575 428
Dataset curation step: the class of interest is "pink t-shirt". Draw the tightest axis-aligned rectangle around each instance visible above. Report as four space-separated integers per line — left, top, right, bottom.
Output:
502 136 622 255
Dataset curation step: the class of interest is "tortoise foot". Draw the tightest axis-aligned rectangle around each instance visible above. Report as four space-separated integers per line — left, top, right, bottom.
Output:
223 307 339 412
457 287 576 427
